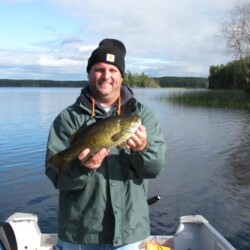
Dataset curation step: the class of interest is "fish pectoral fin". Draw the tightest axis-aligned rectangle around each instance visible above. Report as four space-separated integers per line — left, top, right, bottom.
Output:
111 131 127 143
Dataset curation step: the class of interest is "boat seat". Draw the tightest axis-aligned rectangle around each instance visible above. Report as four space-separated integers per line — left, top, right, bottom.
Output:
0 222 18 250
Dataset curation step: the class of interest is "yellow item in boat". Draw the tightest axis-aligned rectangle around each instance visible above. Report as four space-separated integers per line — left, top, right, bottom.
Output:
146 242 172 250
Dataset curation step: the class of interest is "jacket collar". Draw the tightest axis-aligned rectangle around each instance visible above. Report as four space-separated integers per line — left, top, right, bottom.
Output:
79 84 134 117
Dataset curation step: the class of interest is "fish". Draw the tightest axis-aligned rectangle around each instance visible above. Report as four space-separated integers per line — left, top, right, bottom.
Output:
47 114 142 175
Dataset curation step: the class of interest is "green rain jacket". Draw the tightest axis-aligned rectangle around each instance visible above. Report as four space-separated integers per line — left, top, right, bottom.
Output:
45 84 166 246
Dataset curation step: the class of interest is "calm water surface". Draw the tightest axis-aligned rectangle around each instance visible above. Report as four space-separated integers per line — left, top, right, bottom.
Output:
1 88 250 249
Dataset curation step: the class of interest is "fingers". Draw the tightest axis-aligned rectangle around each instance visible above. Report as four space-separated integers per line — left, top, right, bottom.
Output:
78 148 90 161
82 148 110 170
126 125 147 152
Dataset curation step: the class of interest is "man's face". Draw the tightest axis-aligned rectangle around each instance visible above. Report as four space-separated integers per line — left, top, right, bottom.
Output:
88 62 123 105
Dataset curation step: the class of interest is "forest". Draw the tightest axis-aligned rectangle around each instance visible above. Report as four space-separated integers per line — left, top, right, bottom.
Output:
208 3 250 93
156 76 208 88
208 57 250 92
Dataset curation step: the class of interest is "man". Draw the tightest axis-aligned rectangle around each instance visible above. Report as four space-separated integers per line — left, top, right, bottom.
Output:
45 38 166 250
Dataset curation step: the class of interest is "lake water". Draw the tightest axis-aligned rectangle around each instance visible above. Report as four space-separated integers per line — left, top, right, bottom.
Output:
0 87 250 249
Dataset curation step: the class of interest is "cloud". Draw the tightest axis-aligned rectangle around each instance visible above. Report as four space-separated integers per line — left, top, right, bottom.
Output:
0 47 85 80
0 0 249 80
47 0 249 76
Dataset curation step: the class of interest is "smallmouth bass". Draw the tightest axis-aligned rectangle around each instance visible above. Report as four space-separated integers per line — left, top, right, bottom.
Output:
47 114 141 174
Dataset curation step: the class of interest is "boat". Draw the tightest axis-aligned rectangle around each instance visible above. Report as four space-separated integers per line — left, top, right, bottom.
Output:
0 212 236 250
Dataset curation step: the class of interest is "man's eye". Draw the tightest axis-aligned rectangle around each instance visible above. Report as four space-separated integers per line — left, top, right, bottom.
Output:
95 68 103 72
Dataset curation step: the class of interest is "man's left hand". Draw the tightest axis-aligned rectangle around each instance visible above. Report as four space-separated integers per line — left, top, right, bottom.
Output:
126 125 147 152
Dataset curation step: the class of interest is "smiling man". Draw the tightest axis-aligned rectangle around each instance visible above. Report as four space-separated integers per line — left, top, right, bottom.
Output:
45 38 166 250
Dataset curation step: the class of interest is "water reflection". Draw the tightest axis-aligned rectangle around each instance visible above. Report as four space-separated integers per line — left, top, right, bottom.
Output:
212 113 250 249
135 89 250 249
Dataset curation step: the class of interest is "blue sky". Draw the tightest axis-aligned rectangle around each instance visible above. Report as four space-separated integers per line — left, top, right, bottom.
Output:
0 0 249 80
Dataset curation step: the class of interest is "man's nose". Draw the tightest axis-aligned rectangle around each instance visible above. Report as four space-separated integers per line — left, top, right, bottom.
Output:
102 69 111 79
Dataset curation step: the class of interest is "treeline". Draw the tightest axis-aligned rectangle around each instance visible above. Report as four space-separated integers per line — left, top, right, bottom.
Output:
0 79 88 87
208 57 250 91
124 71 160 88
155 76 208 88
0 74 208 89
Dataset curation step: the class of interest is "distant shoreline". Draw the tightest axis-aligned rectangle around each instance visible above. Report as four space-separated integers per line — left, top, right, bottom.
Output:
0 77 208 88
0 79 89 88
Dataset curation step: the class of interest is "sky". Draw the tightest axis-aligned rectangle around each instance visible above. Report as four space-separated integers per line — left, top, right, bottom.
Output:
0 0 249 81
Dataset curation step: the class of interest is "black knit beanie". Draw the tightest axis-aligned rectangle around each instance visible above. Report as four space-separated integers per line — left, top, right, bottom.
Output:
86 38 126 77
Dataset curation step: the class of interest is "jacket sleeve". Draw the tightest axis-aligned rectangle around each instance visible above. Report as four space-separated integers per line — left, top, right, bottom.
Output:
129 104 166 178
45 109 95 190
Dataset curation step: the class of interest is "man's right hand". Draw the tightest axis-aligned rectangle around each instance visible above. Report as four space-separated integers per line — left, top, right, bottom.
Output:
78 148 110 170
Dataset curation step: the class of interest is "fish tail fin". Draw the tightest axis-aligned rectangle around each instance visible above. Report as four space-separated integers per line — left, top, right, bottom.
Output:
47 152 69 175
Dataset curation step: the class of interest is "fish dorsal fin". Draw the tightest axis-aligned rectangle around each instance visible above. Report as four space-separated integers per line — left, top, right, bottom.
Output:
69 126 89 145
69 118 99 145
